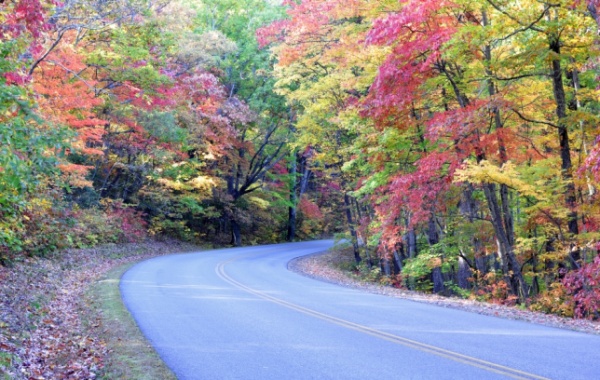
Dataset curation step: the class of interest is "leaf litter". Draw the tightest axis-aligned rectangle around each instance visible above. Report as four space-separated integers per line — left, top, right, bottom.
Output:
0 240 199 379
289 249 600 336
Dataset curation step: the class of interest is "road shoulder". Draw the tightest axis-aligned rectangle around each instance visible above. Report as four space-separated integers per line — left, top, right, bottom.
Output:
289 247 600 335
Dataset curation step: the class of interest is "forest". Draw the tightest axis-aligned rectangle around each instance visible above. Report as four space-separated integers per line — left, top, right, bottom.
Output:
2 0 600 320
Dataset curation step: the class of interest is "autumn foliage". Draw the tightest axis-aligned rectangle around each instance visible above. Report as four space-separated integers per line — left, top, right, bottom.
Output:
2 0 600 353
257 0 600 317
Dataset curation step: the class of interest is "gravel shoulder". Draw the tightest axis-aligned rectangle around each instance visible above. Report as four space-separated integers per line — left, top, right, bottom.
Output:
289 248 600 336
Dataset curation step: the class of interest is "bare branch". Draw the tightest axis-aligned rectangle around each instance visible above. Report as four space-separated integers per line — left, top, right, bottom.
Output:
484 0 546 33
510 108 559 128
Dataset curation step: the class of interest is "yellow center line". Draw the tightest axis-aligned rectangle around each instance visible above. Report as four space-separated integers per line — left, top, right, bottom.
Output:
216 253 550 380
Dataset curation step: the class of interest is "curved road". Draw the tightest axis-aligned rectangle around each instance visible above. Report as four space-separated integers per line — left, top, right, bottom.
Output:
121 240 600 379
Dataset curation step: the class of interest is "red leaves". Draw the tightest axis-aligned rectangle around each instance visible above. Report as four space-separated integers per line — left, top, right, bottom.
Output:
2 0 49 40
376 150 452 232
1 0 53 62
256 19 289 48
582 136 600 180
257 0 364 63
104 200 148 243
3 72 31 86
564 255 600 319
366 0 456 46
299 197 324 220
33 50 109 159
364 0 459 125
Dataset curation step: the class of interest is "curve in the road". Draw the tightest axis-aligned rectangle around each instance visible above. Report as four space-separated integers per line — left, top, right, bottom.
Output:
121 240 600 380
216 252 546 380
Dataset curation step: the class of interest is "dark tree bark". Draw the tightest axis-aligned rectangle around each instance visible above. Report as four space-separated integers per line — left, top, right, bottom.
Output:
406 228 417 259
231 219 242 247
549 36 579 237
287 153 297 241
224 123 287 246
392 247 404 274
457 255 472 289
287 151 312 241
427 216 445 294
437 19 531 299
344 192 362 264
381 255 392 277
483 183 528 299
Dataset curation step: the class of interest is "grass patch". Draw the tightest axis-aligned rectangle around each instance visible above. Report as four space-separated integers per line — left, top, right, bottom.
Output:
84 262 176 380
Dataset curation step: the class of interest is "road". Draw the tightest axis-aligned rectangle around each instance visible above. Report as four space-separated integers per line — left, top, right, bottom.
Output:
121 240 600 379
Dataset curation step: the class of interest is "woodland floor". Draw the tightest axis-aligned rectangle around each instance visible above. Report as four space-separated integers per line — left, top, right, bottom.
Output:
0 240 200 379
2 242 599 379
289 247 600 336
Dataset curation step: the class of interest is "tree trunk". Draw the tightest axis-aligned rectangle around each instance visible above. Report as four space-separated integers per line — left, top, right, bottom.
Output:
403 227 418 290
381 255 392 277
457 256 471 289
484 40 516 250
483 183 528 300
287 153 297 241
427 216 444 294
287 205 297 242
549 36 579 236
432 267 445 294
458 184 478 222
344 192 361 264
288 152 311 241
405 226 417 259
231 219 242 247
392 248 403 274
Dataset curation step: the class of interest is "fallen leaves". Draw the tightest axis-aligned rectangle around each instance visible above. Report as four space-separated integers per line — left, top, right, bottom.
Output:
0 240 197 379
290 248 600 336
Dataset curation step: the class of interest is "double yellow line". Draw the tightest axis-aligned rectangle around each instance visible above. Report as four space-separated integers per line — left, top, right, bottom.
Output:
216 254 549 380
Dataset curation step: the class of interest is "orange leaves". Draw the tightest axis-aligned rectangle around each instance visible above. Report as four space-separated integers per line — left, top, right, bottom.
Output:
58 163 94 188
258 0 372 66
32 44 108 160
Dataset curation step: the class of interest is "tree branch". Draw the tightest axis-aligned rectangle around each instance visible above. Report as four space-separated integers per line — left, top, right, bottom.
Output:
510 108 559 128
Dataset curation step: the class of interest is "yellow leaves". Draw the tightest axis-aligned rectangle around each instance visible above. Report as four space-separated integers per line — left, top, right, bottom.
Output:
189 175 218 192
157 175 220 197
156 179 184 191
203 152 216 160
155 0 199 33
248 196 270 210
454 160 544 199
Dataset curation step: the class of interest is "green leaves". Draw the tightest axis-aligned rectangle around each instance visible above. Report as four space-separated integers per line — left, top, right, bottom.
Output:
0 76 70 252
138 111 186 143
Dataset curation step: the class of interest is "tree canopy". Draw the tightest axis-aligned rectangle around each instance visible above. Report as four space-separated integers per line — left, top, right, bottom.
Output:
3 0 600 318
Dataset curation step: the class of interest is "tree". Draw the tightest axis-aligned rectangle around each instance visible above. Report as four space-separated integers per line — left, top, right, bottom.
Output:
259 0 391 260
0 31 70 255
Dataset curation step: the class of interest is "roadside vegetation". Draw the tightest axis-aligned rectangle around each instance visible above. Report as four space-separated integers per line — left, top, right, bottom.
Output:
0 241 197 379
292 244 600 335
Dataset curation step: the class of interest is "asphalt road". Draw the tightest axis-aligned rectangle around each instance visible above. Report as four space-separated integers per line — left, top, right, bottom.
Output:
121 240 600 379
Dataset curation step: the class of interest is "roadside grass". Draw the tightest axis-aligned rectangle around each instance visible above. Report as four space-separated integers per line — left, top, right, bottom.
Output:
84 262 176 380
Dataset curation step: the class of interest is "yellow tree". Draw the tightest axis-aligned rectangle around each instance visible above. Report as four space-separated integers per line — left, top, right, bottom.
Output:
260 0 392 261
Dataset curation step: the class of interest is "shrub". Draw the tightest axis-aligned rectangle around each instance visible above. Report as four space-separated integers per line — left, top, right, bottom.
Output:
563 256 600 319
473 272 518 306
530 283 574 318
